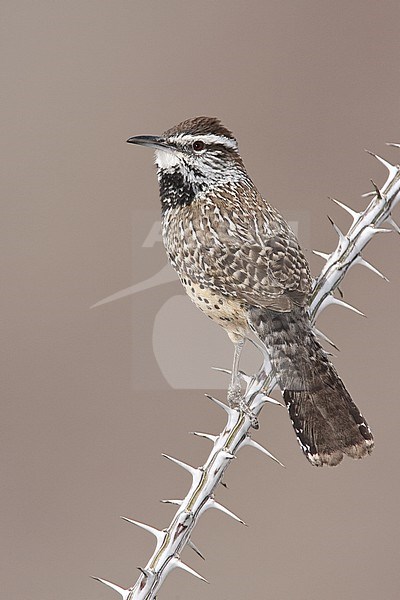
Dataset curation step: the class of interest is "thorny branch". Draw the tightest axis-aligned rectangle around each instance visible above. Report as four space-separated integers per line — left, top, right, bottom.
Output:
94 147 400 600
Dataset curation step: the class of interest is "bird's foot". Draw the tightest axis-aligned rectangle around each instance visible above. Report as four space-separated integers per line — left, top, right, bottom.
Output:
227 382 243 408
227 384 259 429
240 400 259 430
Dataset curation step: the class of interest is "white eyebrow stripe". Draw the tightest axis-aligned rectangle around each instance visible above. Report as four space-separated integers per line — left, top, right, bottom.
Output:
169 133 238 150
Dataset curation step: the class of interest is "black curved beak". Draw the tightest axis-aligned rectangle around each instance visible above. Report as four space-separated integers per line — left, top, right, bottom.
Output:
126 135 174 151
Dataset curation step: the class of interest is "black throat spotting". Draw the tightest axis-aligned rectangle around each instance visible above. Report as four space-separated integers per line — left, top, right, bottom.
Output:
158 167 199 213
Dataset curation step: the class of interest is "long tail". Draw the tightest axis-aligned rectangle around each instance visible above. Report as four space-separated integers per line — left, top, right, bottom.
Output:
249 306 374 466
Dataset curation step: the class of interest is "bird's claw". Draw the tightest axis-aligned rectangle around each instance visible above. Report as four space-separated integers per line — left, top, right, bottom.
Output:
240 401 259 429
227 383 243 407
227 385 259 429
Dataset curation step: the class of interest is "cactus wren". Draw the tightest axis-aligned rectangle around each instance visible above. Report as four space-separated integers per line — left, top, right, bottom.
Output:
127 116 374 467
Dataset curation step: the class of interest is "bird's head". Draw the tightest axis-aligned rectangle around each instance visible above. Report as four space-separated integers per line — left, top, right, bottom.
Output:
127 117 246 210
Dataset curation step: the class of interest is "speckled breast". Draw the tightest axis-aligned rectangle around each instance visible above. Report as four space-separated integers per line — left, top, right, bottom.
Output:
179 276 249 342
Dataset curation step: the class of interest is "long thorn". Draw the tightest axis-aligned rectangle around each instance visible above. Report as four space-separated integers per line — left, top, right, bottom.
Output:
211 367 251 384
172 558 209 583
355 256 389 281
91 577 129 599
313 327 340 351
206 498 247 525
160 499 182 505
190 431 217 442
243 437 285 467
386 216 400 234
370 179 383 199
335 297 366 316
161 454 197 476
366 225 392 235
312 249 330 261
361 190 376 198
188 539 205 560
211 366 232 375
204 394 232 414
323 295 366 317
120 517 165 542
329 197 360 221
261 395 284 407
365 149 398 177
327 216 347 247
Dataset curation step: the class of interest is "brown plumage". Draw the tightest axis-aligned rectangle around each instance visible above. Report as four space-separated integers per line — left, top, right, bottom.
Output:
127 116 374 466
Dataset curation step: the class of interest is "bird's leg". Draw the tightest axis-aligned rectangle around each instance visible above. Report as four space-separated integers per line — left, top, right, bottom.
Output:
227 339 245 406
227 338 260 429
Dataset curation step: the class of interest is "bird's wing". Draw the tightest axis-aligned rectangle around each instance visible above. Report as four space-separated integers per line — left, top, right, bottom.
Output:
186 202 312 311
211 233 311 310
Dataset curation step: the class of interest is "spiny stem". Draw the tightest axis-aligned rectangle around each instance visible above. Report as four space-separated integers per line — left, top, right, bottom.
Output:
95 149 400 600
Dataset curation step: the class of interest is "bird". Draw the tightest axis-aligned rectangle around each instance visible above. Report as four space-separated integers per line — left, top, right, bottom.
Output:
127 116 374 467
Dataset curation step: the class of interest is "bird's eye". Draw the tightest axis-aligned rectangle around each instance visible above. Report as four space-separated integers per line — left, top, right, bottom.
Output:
192 140 205 152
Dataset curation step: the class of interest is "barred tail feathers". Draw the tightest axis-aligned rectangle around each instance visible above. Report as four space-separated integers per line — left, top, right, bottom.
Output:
249 306 374 467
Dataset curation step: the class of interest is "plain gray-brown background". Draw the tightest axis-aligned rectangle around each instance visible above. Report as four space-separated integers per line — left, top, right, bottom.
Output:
2 1 400 599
